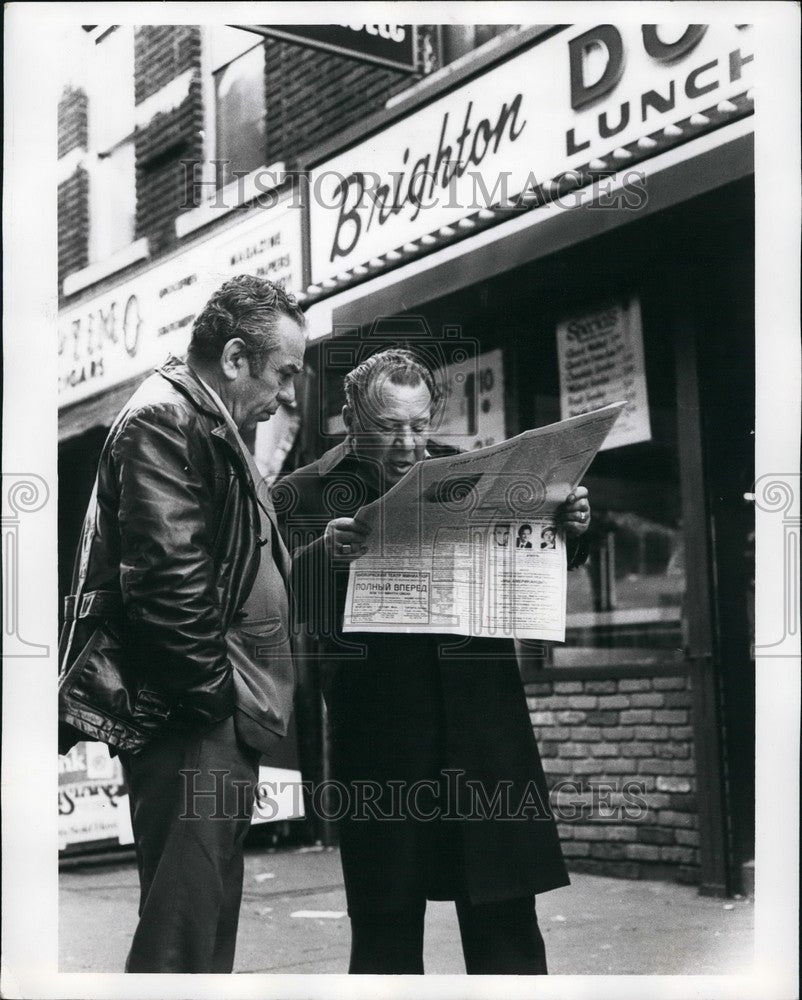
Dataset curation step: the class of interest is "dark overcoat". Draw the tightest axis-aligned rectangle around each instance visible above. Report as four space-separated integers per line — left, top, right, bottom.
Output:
276 443 573 916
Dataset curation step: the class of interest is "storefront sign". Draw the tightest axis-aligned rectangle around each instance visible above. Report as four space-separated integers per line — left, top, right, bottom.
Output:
59 743 304 851
246 23 417 72
58 741 131 850
58 199 303 408
556 299 651 450
309 23 753 283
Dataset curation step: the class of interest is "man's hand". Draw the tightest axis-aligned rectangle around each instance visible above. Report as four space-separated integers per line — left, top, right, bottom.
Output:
557 486 591 537
324 517 371 563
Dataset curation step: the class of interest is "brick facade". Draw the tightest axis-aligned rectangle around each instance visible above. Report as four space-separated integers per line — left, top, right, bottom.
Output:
263 37 423 167
134 26 204 256
57 167 89 295
527 675 700 883
134 25 202 102
58 85 89 297
60 26 440 287
58 85 89 159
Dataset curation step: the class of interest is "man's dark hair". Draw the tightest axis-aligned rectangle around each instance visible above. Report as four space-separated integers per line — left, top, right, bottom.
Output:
344 348 437 419
188 275 305 375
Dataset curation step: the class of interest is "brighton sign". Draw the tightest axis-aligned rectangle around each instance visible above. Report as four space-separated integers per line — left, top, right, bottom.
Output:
308 23 754 283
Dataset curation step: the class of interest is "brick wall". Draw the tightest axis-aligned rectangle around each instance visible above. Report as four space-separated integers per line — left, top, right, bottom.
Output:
134 25 201 102
58 167 89 295
527 675 700 883
263 38 418 166
58 85 89 296
134 26 204 255
58 85 89 159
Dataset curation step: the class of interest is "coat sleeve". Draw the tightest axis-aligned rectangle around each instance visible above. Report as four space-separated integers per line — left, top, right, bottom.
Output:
567 534 589 570
112 403 236 725
274 472 347 634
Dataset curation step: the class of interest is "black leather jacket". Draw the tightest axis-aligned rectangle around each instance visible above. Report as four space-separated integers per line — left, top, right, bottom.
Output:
58 358 262 753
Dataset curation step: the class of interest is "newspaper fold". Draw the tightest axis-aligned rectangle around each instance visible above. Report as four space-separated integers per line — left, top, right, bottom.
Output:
343 401 625 641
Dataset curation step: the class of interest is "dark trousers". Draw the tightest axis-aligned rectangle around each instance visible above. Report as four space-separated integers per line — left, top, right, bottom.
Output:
349 895 548 975
119 716 260 973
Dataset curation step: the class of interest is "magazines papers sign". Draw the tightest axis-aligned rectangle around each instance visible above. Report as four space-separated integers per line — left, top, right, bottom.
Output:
58 199 302 408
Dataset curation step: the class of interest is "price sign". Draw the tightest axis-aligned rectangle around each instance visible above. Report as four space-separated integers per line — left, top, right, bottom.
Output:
434 348 506 450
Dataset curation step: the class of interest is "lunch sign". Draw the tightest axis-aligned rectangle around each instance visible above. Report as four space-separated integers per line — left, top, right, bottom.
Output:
309 23 754 284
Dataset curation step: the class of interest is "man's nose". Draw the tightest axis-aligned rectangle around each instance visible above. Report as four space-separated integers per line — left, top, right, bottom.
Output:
277 381 296 407
395 426 416 450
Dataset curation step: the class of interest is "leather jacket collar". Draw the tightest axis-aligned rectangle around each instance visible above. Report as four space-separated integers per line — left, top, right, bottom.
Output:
157 356 257 497
156 355 222 421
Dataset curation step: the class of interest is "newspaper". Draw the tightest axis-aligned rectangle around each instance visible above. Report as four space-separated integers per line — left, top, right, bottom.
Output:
343 402 625 641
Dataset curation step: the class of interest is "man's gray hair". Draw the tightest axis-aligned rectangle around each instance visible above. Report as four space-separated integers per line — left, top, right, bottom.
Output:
343 349 437 415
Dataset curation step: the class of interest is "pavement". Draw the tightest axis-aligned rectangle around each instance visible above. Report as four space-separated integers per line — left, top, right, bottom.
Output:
59 844 754 976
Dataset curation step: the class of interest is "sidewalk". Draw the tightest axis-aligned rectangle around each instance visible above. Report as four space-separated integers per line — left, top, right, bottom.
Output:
59 845 753 975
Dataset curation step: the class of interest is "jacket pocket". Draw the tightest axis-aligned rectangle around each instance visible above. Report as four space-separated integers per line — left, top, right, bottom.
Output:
61 622 172 734
236 617 289 653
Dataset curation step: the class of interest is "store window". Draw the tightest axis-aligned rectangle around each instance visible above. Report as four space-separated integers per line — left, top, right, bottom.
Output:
534 292 687 669
210 28 267 188
376 250 689 673
87 26 136 261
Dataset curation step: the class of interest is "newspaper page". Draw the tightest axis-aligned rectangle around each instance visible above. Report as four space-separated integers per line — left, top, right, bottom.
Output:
343 402 625 640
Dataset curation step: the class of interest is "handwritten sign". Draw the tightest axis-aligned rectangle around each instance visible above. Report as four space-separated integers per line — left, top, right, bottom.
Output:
557 299 650 450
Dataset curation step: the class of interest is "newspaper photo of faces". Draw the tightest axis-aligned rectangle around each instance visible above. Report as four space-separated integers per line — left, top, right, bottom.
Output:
491 521 560 553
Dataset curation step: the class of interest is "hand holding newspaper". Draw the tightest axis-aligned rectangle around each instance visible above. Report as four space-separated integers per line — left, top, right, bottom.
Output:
343 402 625 641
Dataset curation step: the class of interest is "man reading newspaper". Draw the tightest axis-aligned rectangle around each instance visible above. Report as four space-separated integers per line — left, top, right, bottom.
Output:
276 349 591 975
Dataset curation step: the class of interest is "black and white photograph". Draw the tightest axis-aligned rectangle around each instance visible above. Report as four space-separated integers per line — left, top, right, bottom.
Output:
2 3 799 999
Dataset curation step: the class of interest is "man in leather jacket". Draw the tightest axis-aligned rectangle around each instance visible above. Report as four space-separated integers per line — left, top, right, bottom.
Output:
58 275 306 972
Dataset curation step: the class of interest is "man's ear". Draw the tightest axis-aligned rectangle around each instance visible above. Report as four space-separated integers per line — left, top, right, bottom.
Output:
220 338 247 381
342 404 354 434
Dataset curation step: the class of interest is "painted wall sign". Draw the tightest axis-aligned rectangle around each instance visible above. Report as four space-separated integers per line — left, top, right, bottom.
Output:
557 298 651 450
58 199 303 408
309 23 753 283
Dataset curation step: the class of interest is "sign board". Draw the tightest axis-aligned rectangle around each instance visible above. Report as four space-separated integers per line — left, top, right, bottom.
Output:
58 741 131 851
58 198 303 409
309 23 754 283
243 23 417 72
433 347 506 450
59 743 306 852
556 298 651 450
